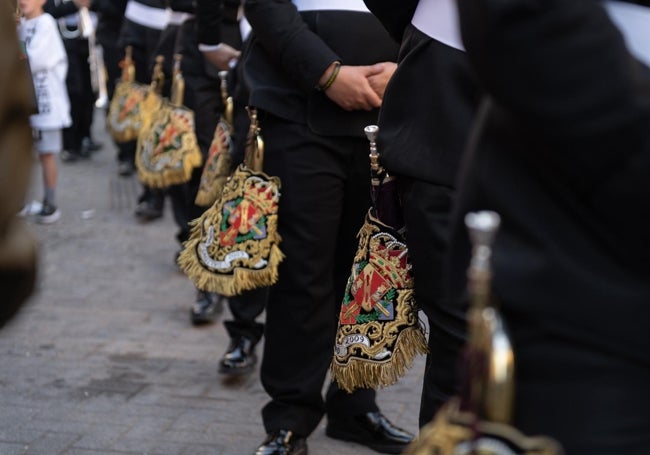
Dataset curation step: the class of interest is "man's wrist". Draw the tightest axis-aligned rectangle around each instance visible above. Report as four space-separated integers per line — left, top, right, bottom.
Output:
316 61 341 91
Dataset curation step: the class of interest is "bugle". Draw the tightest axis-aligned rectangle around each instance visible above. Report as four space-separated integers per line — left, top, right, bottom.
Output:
89 40 109 109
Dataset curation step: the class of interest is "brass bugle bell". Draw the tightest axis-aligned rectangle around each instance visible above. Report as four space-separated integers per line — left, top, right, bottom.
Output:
218 71 234 126
150 55 165 94
403 210 562 455
464 211 514 424
244 107 264 172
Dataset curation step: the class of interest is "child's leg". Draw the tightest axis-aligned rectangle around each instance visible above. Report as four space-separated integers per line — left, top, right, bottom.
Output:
39 152 57 205
34 129 62 222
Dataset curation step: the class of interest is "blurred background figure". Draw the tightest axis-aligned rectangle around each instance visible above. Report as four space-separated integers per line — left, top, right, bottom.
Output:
45 0 102 163
19 0 72 224
118 0 168 221
91 0 128 117
448 1 650 453
1 1 38 327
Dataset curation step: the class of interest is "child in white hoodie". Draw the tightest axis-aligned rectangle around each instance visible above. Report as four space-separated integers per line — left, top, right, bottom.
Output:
18 0 72 223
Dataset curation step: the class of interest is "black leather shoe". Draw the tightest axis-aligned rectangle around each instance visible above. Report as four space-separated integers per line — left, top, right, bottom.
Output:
219 337 257 376
82 137 103 153
118 161 135 177
190 290 224 325
254 430 307 455
326 411 414 454
134 200 163 221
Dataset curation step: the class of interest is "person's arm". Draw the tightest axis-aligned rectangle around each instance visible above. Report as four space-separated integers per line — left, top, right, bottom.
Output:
196 0 241 70
457 0 648 193
25 15 68 73
244 0 338 91
44 0 89 19
245 0 384 110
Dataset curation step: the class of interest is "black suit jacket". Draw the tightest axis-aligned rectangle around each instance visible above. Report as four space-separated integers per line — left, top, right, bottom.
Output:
450 1 650 451
364 0 481 186
44 0 78 20
92 0 127 41
243 0 399 137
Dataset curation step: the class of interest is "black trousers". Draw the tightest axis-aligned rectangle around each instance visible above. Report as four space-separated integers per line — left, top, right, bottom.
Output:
258 114 378 437
62 37 94 152
397 178 467 427
225 287 267 345
96 27 122 100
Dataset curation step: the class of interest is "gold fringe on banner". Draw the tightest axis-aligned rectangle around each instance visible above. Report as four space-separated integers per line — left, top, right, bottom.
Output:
178 163 284 296
107 47 162 143
134 54 202 189
196 70 235 206
331 209 428 392
330 304 428 392
107 81 149 143
135 105 203 188
195 120 233 206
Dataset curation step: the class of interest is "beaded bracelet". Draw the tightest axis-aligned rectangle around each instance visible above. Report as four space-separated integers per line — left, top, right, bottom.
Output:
317 61 341 91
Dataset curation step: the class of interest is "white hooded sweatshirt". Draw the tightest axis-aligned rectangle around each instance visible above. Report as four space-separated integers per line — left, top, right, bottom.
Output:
18 13 72 130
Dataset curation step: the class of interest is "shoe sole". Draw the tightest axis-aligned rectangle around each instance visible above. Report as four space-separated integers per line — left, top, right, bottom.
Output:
254 442 308 455
135 213 163 222
218 360 256 376
37 211 61 224
325 427 408 455
191 315 217 326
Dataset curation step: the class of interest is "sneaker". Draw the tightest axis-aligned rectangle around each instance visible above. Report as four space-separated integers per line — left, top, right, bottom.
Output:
134 200 163 221
18 200 42 217
37 201 61 224
82 137 103 154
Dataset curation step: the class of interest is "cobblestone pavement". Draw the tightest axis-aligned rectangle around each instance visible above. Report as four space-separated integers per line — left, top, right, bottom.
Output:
0 114 426 455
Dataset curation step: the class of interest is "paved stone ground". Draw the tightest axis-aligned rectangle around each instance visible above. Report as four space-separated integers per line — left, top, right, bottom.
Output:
0 113 426 455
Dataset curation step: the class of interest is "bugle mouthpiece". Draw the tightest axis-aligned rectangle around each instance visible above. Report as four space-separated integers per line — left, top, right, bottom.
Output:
364 125 379 143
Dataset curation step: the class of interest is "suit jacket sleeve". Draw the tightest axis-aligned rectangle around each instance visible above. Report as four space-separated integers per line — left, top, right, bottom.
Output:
244 0 339 92
196 0 224 46
44 0 79 19
457 0 650 194
363 0 419 43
